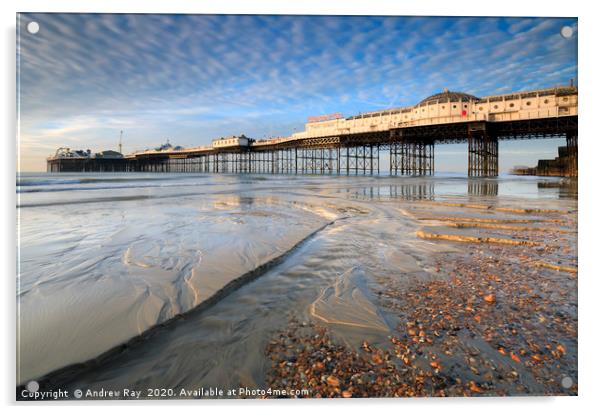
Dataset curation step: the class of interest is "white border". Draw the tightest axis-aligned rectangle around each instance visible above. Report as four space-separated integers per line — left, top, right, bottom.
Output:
3 1 601 413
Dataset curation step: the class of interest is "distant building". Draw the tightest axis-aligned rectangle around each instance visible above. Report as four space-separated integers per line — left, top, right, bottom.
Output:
94 150 123 159
153 141 184 152
212 135 250 149
155 142 173 151
48 147 91 159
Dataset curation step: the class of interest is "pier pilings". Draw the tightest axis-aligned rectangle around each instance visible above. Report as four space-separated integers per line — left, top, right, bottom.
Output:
468 123 499 177
47 117 579 178
389 136 435 176
566 131 578 177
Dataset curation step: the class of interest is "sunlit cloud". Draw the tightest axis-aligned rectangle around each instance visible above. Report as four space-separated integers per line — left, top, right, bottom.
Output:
17 14 577 171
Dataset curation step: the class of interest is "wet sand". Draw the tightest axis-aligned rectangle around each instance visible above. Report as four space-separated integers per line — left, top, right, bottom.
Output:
266 198 577 397
17 173 577 398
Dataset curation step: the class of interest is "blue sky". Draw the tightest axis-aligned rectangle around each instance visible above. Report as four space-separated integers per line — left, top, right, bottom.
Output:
18 14 577 172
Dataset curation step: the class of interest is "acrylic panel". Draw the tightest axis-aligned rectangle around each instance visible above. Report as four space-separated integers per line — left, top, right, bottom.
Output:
16 13 578 400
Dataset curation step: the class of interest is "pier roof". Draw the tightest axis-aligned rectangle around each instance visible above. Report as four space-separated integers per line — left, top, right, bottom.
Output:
418 90 480 105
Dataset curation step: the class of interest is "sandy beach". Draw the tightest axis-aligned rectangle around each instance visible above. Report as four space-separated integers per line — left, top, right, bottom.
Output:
17 173 576 398
266 197 577 397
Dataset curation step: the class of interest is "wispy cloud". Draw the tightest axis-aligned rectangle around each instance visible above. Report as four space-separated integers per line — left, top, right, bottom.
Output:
17 14 577 171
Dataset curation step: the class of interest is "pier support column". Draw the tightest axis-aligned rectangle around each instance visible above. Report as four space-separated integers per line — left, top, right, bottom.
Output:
468 123 498 177
245 151 251 173
271 150 277 174
218 153 226 173
389 132 434 175
288 148 295 174
566 131 578 177
280 148 294 174
340 145 379 175
296 147 339 174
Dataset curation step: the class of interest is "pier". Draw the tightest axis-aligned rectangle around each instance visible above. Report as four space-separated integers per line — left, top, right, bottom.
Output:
47 86 578 177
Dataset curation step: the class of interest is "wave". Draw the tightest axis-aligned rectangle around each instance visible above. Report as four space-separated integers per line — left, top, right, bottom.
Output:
18 183 168 193
17 193 197 208
16 183 299 208
16 182 217 194
16 175 207 187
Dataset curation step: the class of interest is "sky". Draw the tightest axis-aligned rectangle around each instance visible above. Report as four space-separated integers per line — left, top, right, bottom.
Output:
17 14 577 172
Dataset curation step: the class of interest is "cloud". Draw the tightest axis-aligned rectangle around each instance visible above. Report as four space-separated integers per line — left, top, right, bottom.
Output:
18 14 577 171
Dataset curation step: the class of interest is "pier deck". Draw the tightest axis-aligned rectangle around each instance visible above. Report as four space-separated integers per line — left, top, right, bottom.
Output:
47 86 578 177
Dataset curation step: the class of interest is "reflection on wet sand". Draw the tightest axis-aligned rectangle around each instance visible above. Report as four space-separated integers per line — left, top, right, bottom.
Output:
16 173 577 398
468 180 498 197
267 184 577 397
537 179 578 199
352 183 436 201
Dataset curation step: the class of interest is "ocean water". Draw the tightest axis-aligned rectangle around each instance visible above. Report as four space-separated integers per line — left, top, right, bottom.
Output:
16 172 577 389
